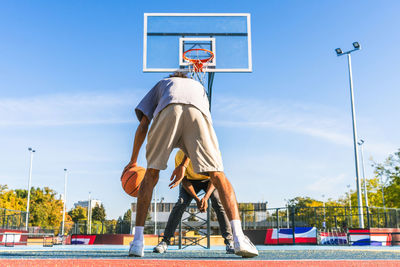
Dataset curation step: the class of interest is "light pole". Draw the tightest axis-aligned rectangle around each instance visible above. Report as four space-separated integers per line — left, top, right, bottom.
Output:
26 147 36 230
357 139 369 207
335 42 364 228
61 169 68 236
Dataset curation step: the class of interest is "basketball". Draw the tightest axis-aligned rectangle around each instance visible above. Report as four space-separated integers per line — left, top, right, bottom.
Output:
121 166 146 197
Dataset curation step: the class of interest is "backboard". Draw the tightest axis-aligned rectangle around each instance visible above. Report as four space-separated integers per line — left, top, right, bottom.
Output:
143 13 252 73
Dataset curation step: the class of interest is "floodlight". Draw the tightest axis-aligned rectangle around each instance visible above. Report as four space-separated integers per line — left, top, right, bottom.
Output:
335 48 343 55
357 139 364 145
28 147 32 151
353 42 360 49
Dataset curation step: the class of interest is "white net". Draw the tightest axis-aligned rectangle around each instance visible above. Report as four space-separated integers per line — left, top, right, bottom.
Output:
183 49 214 85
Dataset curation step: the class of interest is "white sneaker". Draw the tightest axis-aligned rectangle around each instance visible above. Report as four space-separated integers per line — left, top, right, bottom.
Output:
225 240 235 254
153 241 168 253
129 239 144 257
234 236 258 258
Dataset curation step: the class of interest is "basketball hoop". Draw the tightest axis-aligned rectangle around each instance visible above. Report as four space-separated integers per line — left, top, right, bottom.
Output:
182 48 214 84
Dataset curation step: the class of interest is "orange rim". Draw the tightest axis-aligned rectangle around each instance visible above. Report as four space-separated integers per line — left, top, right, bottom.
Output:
182 48 214 72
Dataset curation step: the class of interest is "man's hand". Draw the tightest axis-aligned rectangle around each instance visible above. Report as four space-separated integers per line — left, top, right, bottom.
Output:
169 165 186 189
199 198 208 213
121 161 138 179
195 198 202 210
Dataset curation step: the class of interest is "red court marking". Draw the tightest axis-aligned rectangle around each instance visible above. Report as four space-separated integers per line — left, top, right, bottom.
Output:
1 259 400 267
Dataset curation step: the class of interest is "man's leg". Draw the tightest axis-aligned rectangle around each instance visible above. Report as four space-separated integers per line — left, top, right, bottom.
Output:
209 171 258 257
129 168 159 257
208 171 239 221
209 189 233 244
135 168 160 226
155 185 193 251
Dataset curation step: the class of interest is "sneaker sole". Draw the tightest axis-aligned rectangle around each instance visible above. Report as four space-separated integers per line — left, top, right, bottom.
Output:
128 250 144 257
234 250 258 258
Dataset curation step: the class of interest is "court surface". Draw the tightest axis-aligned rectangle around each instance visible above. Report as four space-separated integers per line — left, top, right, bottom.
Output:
1 245 400 266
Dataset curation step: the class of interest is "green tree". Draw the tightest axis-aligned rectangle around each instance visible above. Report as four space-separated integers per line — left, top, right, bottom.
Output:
373 149 400 208
239 203 255 222
68 206 87 223
106 219 118 234
92 204 106 222
28 187 64 230
0 185 26 211
123 209 131 222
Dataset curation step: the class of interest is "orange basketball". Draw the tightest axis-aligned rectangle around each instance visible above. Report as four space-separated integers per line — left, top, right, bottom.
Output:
121 166 146 197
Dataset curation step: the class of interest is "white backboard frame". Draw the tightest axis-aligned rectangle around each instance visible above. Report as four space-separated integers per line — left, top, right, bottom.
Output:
143 13 252 73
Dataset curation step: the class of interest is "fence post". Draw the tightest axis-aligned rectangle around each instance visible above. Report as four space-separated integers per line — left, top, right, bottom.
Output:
291 207 296 245
276 208 280 245
242 211 245 230
20 212 23 229
178 218 182 249
366 206 370 229
253 209 256 230
207 199 211 249
384 208 388 228
314 207 318 229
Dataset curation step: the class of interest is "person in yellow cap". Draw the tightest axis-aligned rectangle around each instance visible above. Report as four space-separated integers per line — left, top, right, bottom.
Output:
153 150 234 254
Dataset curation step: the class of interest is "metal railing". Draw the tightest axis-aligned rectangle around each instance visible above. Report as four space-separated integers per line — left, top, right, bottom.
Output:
0 208 27 230
240 206 400 230
69 220 132 235
0 232 56 247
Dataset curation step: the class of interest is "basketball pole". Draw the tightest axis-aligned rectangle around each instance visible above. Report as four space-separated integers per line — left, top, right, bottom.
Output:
207 72 215 109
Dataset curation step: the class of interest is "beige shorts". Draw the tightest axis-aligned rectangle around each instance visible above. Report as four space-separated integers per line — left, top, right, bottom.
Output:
146 104 223 174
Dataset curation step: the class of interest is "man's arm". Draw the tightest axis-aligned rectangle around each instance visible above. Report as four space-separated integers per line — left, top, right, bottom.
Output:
182 178 200 203
169 155 190 189
123 115 150 172
199 180 215 212
203 181 215 201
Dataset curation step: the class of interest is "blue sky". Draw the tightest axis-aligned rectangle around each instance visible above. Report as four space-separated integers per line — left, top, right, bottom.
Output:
1 0 399 219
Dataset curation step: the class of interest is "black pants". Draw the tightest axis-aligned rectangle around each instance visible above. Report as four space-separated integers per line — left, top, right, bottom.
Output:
162 179 233 245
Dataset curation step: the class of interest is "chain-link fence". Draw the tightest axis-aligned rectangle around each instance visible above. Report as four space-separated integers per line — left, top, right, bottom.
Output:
0 208 27 230
69 220 132 235
240 206 400 230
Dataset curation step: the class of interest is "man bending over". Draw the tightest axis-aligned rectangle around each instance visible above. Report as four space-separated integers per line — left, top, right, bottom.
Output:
124 71 258 258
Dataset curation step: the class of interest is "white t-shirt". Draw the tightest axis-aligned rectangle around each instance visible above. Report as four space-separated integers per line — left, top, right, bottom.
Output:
135 77 211 122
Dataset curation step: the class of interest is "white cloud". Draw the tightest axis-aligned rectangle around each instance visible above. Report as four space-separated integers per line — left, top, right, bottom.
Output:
0 91 395 158
0 90 144 126
212 95 395 156
306 173 348 193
